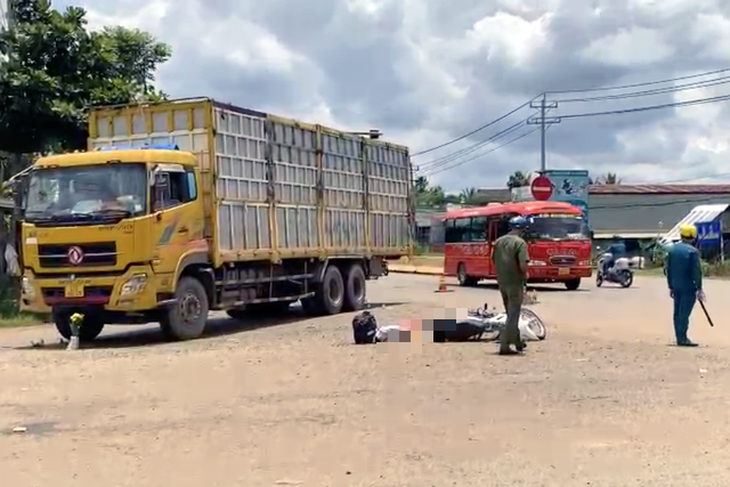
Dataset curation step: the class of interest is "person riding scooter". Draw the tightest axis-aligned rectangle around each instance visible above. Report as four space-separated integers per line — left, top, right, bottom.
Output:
602 237 626 275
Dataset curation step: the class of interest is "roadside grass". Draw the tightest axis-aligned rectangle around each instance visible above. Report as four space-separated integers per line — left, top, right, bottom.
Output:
0 313 45 328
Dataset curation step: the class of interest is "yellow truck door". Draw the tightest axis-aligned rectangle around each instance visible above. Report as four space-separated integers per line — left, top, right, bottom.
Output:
151 165 206 276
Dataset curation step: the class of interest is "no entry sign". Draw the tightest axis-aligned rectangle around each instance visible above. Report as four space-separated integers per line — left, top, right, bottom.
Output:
531 175 553 201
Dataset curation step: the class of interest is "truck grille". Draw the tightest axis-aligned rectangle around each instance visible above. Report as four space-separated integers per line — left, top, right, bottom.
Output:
549 255 576 266
38 242 117 268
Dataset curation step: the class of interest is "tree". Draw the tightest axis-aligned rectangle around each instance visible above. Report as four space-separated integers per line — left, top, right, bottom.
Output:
413 175 446 207
459 187 476 204
592 172 621 185
0 0 172 155
507 170 531 189
602 172 621 184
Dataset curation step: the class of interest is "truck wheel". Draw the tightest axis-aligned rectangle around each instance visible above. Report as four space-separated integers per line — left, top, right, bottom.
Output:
564 278 581 291
161 276 209 341
314 265 345 315
53 311 105 341
343 263 366 311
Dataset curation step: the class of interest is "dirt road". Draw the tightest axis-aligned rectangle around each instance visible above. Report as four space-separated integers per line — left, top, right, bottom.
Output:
2 274 730 486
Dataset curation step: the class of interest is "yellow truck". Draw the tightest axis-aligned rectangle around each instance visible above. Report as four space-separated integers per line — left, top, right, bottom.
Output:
19 98 413 341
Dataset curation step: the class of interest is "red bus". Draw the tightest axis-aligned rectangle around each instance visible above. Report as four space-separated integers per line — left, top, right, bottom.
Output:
443 201 592 290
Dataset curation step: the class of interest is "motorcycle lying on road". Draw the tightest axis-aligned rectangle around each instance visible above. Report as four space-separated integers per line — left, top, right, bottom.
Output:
595 253 634 288
459 305 547 342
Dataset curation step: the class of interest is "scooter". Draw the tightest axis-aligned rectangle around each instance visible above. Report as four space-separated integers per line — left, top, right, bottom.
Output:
596 252 634 288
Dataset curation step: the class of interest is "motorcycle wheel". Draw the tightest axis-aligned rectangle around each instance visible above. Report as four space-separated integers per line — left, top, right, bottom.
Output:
520 308 547 340
596 273 603 287
620 270 633 288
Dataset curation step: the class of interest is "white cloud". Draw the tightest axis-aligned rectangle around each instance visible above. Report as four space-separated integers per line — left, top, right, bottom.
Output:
53 0 730 190
580 27 674 66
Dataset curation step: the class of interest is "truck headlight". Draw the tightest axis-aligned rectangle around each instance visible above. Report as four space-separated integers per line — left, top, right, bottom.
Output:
528 260 547 266
579 260 591 266
120 274 147 296
21 276 35 299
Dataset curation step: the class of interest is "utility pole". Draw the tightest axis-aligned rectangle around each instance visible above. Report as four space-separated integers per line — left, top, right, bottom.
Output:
527 94 560 173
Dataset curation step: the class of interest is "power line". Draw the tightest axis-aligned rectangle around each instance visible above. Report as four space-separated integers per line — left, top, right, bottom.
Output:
557 75 730 103
417 119 529 171
411 99 535 157
546 67 730 95
591 195 730 211
557 92 730 120
412 67 730 158
424 127 540 177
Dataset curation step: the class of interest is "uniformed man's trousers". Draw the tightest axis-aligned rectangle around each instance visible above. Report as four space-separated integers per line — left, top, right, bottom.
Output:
673 290 696 344
500 285 523 350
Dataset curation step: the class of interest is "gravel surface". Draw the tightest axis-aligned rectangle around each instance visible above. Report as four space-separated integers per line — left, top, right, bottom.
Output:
1 273 729 486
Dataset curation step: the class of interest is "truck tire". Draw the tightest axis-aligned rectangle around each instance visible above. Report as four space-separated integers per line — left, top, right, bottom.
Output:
343 263 366 312
314 265 345 315
160 276 209 341
53 310 105 341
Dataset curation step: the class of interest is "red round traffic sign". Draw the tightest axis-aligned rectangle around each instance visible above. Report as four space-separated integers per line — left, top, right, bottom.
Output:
530 175 553 201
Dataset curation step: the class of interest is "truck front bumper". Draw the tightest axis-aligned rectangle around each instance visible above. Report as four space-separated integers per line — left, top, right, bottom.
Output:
20 266 165 314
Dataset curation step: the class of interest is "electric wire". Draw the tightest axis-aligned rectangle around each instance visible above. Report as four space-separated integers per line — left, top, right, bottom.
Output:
424 127 540 177
417 119 530 172
556 75 730 103
410 99 535 157
412 67 730 158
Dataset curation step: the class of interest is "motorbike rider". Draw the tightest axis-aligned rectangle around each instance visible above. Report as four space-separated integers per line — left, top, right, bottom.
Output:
492 216 529 355
665 224 704 347
602 236 626 275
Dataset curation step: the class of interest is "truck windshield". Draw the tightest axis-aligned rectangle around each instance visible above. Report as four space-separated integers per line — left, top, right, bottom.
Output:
523 214 590 241
25 163 147 225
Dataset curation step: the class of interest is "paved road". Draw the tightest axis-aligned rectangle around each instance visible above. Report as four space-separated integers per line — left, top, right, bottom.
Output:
1 274 730 486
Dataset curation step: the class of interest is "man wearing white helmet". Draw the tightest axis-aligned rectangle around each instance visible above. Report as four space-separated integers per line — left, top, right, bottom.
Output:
492 215 530 355
665 223 704 347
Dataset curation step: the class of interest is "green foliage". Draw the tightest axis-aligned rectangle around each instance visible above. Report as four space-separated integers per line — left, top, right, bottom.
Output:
0 0 172 154
506 170 530 189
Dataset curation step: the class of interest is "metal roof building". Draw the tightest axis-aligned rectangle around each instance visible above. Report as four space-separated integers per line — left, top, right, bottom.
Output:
588 184 730 239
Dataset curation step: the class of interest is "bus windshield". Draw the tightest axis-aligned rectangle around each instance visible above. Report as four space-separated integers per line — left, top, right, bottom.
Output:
523 213 590 241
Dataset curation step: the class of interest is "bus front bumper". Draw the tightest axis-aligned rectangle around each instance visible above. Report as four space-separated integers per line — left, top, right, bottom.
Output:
527 265 592 281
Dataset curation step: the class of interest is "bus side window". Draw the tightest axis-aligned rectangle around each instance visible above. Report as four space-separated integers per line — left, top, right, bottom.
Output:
444 220 457 243
454 218 470 242
470 216 487 242
495 214 518 239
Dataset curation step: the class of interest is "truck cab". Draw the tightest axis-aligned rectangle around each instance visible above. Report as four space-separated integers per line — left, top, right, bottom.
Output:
20 145 209 340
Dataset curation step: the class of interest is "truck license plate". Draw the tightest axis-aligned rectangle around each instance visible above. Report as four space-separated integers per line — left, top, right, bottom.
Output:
558 267 570 276
64 282 84 298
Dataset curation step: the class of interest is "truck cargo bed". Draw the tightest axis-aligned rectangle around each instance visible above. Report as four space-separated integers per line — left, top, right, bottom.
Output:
88 98 413 266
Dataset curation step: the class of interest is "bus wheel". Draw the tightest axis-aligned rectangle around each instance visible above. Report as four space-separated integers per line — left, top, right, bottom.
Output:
564 278 581 291
457 263 478 287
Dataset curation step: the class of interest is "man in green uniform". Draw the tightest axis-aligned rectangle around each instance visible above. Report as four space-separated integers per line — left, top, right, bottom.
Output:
665 224 704 347
492 216 530 355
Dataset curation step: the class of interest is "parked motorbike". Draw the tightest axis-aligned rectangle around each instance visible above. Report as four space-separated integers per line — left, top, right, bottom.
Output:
596 253 634 288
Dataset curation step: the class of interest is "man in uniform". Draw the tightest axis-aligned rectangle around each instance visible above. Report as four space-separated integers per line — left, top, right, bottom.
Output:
665 223 704 347
492 216 530 355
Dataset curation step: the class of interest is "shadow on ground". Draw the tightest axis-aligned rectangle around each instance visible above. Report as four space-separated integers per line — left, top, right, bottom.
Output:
14 301 407 351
